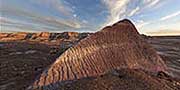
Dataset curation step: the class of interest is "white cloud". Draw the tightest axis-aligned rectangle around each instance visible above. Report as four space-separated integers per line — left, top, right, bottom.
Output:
82 20 88 24
73 14 77 18
1 0 83 32
128 7 140 17
101 0 162 27
29 0 82 28
160 11 180 21
146 0 160 7
137 22 151 29
1 17 82 32
31 0 74 16
101 0 130 26
2 0 175 33
135 20 152 31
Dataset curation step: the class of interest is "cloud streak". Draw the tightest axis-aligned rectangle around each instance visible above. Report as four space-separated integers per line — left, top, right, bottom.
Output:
146 0 160 7
101 0 129 26
31 0 74 16
1 0 179 35
1 0 84 32
128 7 140 17
160 11 180 21
101 0 162 27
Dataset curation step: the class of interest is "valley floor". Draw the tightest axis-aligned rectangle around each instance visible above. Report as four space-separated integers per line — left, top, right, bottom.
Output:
0 36 180 90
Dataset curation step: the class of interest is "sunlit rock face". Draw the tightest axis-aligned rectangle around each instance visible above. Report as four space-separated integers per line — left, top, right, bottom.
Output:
0 33 9 38
31 32 51 40
0 32 28 41
33 19 167 88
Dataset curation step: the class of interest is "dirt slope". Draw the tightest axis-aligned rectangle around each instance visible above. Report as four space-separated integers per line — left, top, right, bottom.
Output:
32 19 168 89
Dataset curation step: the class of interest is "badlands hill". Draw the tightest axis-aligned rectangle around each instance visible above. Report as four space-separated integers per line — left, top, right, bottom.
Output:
30 19 178 90
0 32 90 42
0 19 179 90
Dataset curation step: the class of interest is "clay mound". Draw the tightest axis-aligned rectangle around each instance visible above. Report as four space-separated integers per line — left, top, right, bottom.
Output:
47 69 179 90
32 19 167 88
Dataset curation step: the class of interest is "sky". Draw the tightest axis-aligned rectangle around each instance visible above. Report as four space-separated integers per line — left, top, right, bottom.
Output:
0 0 180 35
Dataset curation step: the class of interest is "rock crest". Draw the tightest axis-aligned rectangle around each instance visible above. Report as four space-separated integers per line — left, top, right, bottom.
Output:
32 19 167 88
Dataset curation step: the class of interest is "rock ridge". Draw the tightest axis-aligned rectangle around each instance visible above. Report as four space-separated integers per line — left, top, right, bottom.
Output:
0 32 91 42
31 19 168 89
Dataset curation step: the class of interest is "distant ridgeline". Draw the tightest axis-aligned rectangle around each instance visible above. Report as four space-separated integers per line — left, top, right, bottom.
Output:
31 19 168 89
0 32 91 42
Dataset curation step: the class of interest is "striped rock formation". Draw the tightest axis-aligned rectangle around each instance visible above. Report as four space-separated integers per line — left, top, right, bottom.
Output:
32 19 167 88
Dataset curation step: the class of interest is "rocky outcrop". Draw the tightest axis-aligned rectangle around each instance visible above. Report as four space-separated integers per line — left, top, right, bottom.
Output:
32 19 168 89
0 32 91 42
0 33 9 38
0 32 28 41
30 32 51 41
61 32 79 39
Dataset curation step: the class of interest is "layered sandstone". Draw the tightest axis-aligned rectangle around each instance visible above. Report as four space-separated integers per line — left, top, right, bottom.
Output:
0 32 91 42
0 33 9 38
0 32 27 41
32 19 167 89
31 32 51 40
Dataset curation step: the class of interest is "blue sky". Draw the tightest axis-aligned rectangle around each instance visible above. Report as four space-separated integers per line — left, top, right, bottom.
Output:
0 0 180 35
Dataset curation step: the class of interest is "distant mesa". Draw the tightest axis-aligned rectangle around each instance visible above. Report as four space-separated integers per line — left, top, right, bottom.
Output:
32 19 167 89
0 32 91 42
0 32 28 41
0 33 9 38
30 32 51 40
